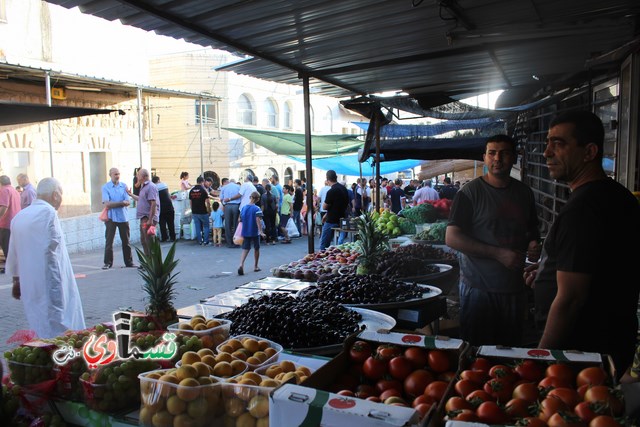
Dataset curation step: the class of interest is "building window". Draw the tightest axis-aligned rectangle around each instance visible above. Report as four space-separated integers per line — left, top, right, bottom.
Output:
284 167 293 186
195 100 217 124
237 94 256 125
264 98 278 128
284 101 292 129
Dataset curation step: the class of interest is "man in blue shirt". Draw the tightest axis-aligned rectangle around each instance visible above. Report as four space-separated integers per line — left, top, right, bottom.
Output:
220 177 241 248
101 168 135 269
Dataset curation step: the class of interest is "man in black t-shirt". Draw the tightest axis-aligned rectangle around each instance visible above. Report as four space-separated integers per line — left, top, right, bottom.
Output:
319 170 349 250
292 179 304 235
439 177 458 200
188 176 211 245
253 176 265 208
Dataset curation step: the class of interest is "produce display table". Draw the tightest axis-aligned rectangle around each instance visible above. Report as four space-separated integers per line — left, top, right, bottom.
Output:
331 227 357 245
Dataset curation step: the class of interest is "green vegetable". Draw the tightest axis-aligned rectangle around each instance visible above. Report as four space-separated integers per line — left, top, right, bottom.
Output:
402 203 439 224
427 221 448 241
398 217 416 235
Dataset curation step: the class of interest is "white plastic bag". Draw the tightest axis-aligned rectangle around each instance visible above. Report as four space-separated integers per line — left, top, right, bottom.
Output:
286 217 300 238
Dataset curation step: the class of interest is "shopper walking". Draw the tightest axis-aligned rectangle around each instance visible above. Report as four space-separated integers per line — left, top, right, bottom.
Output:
237 192 265 275
152 176 176 242
220 177 241 247
128 168 159 257
189 176 211 246
101 168 135 269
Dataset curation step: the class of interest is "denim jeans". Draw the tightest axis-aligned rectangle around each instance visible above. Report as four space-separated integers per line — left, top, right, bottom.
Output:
292 210 302 234
192 213 210 244
320 222 338 250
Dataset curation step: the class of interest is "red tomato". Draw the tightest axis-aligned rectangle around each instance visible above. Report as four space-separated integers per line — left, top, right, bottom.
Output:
454 378 481 398
375 378 402 395
446 409 478 421
379 388 402 401
466 389 494 406
427 349 451 373
589 415 622 427
470 357 492 374
577 384 589 400
545 363 576 386
537 396 568 422
504 397 531 419
476 401 507 424
355 383 377 399
515 359 546 382
574 401 599 423
366 395 381 402
444 396 473 413
576 366 608 388
483 377 514 403
349 340 372 363
388 356 413 380
376 344 402 361
584 386 623 416
538 375 572 390
512 382 540 403
362 356 387 380
414 402 432 419
489 364 517 383
547 411 588 427
403 369 434 398
337 389 355 396
547 387 581 408
403 346 428 369
411 394 436 408
424 380 449 401
460 369 488 384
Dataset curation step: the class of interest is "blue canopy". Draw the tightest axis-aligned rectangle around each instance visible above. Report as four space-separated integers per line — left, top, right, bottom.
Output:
289 154 422 177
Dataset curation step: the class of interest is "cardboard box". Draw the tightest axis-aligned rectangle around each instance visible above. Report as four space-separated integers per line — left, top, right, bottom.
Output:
271 383 421 427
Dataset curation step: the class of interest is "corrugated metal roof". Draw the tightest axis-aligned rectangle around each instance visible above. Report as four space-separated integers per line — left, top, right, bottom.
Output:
43 0 640 101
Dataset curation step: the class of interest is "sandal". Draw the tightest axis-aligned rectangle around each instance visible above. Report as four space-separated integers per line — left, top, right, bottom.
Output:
237 267 244 276
282 239 292 244
254 268 261 272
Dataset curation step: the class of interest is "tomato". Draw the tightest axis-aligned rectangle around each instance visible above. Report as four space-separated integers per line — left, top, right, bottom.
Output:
520 417 549 427
424 380 449 401
583 386 623 416
355 383 377 399
576 366 608 388
545 363 575 386
349 340 372 363
446 409 478 421
515 359 546 382
414 402 432 419
379 388 402 401
337 389 355 396
454 378 481 398
537 396 568 422
538 375 572 390
366 395 381 402
483 377 514 403
470 357 492 374
589 415 622 427
403 346 428 369
574 401 599 423
460 369 488 384
444 396 473 413
476 401 508 424
512 382 540 403
403 369 434 398
376 344 402 361
388 356 413 380
375 378 402 394
489 364 517 383
384 396 408 406
466 389 494 407
547 411 588 427
362 356 387 380
411 394 436 408
577 384 589 400
427 349 451 373
547 387 581 408
504 397 531 419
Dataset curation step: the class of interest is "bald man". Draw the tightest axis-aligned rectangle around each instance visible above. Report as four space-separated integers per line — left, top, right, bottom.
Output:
101 168 134 269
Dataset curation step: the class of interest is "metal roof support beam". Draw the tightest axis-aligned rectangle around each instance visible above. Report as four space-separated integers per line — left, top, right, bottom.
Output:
302 74 315 254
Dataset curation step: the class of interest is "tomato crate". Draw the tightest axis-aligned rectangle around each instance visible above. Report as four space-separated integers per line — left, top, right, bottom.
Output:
436 345 622 426
302 330 469 427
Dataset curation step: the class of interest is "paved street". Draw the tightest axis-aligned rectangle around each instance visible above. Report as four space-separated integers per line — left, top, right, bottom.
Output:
0 236 314 355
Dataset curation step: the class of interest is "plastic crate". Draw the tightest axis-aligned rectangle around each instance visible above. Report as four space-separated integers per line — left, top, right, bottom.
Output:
217 334 283 370
167 318 232 351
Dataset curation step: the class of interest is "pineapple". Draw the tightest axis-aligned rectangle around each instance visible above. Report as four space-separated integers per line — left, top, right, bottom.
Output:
135 239 179 329
355 211 389 275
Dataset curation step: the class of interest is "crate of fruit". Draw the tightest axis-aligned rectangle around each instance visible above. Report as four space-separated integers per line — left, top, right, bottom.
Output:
6 341 57 387
439 346 623 426
167 316 232 360
217 334 283 370
175 348 248 382
219 371 281 425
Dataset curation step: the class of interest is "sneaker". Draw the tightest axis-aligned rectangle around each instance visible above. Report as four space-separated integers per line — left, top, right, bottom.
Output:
203 242 210 246
125 264 137 268
102 264 112 270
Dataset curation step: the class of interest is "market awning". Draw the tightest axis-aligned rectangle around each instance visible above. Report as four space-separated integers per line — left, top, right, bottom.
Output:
224 127 363 157
0 101 123 126
289 154 423 177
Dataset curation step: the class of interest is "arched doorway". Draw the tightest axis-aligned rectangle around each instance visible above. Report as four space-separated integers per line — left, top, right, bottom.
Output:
265 168 278 181
241 169 256 182
284 167 293 186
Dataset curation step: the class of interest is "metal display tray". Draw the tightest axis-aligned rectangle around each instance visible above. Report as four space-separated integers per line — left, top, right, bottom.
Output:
399 263 454 283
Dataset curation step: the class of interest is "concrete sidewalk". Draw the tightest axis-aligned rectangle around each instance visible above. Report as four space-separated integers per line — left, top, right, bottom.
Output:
0 235 314 355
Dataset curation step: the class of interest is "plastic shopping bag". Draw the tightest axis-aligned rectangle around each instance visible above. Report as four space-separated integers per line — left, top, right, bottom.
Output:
286 217 300 238
99 207 109 222
233 222 244 245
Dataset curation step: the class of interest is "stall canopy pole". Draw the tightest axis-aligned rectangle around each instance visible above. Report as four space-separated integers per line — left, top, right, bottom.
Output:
302 75 315 254
137 88 144 166
45 72 54 176
199 97 204 177
375 113 381 211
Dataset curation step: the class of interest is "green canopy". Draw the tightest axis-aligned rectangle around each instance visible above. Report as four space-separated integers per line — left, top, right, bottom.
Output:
224 127 363 157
